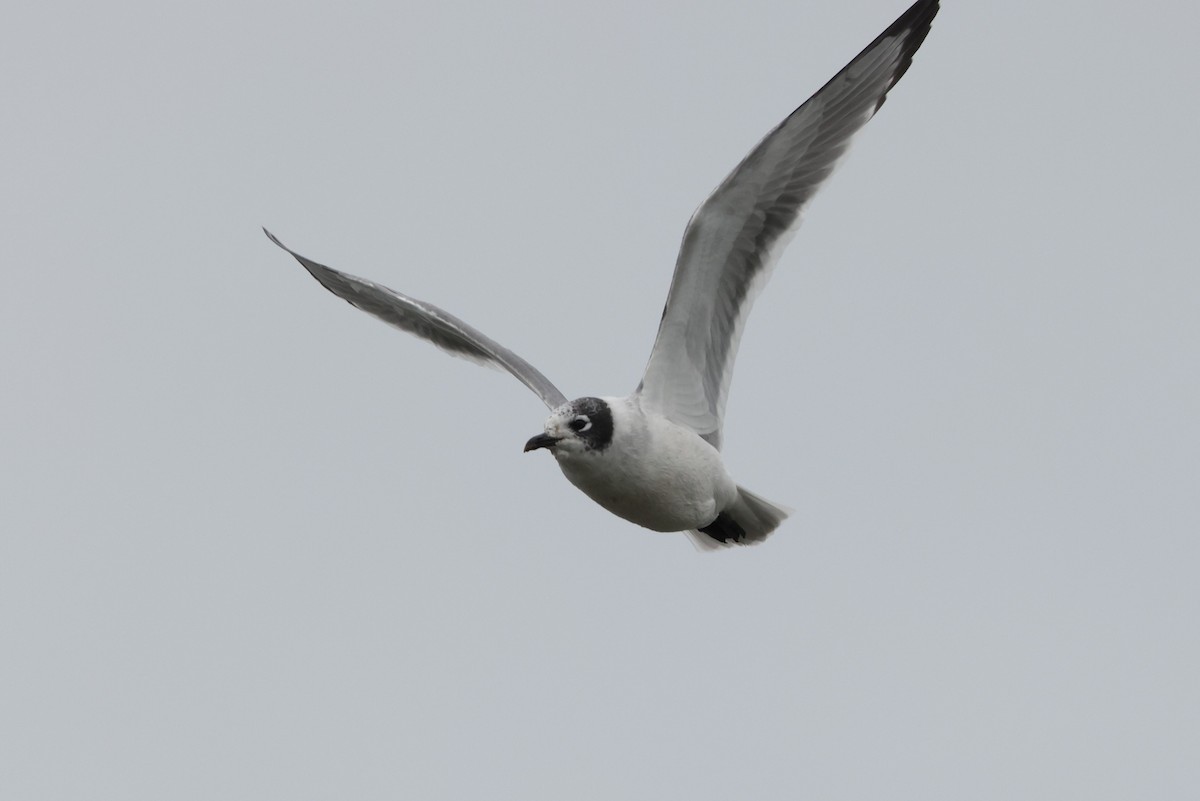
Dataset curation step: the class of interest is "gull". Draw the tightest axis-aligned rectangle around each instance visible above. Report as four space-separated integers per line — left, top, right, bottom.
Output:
266 0 939 549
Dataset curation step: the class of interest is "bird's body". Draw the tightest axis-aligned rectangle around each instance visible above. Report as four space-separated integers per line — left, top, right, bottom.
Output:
266 0 940 548
543 396 738 533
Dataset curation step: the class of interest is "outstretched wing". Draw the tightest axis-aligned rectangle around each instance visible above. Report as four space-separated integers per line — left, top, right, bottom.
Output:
636 0 938 449
265 229 568 410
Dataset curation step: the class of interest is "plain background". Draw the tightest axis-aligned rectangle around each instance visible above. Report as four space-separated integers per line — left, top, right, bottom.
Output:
3 1 1197 798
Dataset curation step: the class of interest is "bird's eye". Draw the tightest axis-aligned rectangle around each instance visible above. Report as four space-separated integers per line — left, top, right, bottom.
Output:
569 416 591 433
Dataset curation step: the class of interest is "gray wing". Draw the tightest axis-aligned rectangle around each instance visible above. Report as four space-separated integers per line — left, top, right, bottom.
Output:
265 229 568 410
636 0 938 449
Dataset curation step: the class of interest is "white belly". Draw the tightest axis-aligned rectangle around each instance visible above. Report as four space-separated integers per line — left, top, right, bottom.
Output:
555 416 737 532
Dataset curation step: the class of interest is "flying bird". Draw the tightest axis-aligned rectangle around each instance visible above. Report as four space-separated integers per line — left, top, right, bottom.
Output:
266 0 939 549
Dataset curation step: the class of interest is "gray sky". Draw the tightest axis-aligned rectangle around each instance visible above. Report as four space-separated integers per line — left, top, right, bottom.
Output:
3 0 1198 798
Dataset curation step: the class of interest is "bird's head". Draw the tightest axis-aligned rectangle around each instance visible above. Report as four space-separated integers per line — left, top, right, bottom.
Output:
524 396 614 456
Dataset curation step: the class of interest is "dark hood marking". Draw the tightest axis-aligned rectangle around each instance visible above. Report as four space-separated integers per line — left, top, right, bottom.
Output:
569 397 614 452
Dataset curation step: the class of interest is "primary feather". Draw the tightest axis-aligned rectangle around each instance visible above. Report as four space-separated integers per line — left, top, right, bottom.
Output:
637 0 939 449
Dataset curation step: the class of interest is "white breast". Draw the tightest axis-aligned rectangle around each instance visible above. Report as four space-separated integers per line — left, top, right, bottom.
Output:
554 398 737 532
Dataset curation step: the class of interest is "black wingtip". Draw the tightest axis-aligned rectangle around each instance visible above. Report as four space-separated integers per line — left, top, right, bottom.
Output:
874 0 940 111
262 227 286 250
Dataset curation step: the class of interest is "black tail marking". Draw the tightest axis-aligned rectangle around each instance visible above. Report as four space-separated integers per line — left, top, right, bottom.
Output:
698 512 748 545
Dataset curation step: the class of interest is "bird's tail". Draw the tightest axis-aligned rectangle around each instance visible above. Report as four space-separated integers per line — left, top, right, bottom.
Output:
688 485 792 550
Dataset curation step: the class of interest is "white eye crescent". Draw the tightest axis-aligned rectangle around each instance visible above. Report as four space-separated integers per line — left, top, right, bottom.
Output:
569 416 591 433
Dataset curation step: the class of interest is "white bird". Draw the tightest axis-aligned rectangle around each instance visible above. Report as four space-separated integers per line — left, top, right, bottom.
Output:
266 0 939 549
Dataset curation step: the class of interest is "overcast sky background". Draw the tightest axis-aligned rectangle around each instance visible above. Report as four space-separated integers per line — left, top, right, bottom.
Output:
3 0 1198 798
